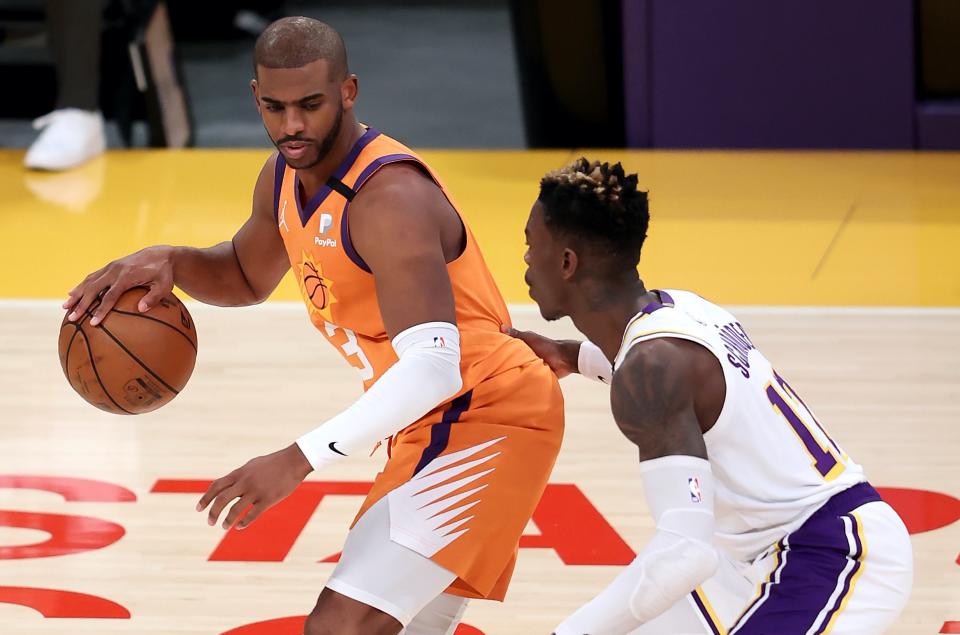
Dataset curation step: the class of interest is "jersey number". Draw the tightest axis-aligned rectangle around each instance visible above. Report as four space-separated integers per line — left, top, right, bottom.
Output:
324 322 374 381
765 371 846 481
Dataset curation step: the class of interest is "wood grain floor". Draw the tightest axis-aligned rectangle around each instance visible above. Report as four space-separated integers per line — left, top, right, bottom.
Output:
1 302 957 634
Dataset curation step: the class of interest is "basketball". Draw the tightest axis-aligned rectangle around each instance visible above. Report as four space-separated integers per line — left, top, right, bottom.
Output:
58 287 198 415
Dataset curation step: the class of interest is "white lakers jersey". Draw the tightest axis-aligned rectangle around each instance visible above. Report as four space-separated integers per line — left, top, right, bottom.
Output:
613 289 865 562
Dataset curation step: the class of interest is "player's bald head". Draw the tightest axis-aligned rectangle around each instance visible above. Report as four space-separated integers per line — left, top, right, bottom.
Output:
253 17 348 80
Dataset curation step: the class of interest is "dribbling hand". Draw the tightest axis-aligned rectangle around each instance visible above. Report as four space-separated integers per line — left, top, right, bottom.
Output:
63 245 175 326
196 443 314 530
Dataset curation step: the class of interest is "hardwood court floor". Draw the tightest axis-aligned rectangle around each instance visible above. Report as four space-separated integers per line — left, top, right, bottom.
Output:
1 147 959 632
0 302 958 634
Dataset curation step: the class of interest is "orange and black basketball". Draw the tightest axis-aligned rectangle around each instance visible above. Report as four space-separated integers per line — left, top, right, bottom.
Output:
58 288 198 415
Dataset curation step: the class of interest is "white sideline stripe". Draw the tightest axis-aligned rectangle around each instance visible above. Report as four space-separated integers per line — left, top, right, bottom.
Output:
6 298 960 316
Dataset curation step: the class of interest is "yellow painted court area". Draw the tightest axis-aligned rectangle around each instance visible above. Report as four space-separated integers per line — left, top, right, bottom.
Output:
1 148 958 306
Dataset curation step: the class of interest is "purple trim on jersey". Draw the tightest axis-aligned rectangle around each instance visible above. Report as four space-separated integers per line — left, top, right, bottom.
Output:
352 153 416 191
728 482 880 634
273 153 287 222
808 482 880 530
691 589 724 635
413 390 473 476
728 537 788 634
339 153 419 273
292 127 381 226
341 197 372 273
640 289 676 315
812 514 865 634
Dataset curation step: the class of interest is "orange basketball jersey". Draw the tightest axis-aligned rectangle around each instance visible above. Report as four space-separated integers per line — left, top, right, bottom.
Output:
273 127 539 438
273 128 564 600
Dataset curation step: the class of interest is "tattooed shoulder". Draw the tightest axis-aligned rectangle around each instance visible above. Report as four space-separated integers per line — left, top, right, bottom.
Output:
610 338 708 461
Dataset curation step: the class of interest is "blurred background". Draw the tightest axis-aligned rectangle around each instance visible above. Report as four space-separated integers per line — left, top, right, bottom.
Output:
1 3 959 635
2 0 958 307
1 0 958 152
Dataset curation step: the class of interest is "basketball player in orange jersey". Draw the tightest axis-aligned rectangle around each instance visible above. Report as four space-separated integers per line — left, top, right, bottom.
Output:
506 159 912 634
62 17 564 635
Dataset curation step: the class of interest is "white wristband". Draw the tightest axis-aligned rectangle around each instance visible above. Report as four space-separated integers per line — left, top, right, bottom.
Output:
578 340 613 384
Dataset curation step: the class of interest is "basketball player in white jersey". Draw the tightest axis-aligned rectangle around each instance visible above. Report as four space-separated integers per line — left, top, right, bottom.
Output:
505 158 913 634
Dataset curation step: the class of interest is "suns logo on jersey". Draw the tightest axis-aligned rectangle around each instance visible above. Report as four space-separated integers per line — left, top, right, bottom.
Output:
297 251 338 323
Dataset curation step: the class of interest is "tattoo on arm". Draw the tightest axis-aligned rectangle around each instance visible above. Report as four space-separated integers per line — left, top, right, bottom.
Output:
610 339 708 462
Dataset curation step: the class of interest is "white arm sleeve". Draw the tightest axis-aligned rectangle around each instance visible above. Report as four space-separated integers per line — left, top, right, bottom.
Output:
296 321 462 471
554 456 719 635
578 339 613 384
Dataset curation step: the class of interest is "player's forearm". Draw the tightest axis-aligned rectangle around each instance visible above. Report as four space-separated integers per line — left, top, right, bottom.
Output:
168 242 264 307
554 457 718 634
296 322 462 470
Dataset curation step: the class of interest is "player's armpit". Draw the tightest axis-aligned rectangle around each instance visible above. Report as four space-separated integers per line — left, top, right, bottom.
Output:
610 338 708 462
345 162 458 338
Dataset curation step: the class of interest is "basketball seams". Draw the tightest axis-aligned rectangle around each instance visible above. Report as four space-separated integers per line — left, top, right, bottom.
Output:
60 322 80 371
95 324 181 396
59 291 103 367
59 290 196 415
75 323 135 415
108 309 198 351
58 297 107 404
59 323 82 395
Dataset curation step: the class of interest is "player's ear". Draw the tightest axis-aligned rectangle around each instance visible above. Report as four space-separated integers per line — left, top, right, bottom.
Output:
341 74 358 110
251 79 262 115
561 248 579 280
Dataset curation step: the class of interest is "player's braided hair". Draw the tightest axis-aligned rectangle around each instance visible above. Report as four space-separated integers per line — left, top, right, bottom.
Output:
538 158 649 271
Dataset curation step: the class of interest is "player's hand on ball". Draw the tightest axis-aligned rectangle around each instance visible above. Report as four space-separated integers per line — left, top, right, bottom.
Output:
197 443 314 530
501 325 580 379
63 245 176 326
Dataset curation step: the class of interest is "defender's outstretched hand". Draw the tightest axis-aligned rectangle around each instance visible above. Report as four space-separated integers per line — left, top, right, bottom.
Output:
197 443 314 530
501 325 580 379
63 245 175 325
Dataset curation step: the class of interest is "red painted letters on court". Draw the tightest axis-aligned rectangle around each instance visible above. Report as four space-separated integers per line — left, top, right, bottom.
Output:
3 476 959 628
151 480 372 561
0 586 130 618
151 480 636 565
522 483 635 564
875 487 960 534
0 476 135 559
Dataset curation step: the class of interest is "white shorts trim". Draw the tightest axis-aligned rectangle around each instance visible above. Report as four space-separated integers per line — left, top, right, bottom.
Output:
325 496 458 627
